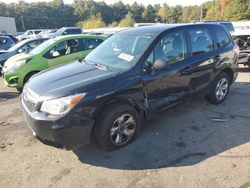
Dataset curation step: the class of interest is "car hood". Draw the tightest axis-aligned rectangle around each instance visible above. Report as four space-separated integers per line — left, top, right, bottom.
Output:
4 53 33 67
27 61 118 100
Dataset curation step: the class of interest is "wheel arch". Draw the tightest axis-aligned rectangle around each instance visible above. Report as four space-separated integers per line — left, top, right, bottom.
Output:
23 70 40 85
90 96 145 141
221 67 234 84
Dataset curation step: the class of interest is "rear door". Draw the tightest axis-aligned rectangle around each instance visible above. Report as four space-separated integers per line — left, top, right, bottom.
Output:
211 27 236 68
184 27 217 93
46 38 83 68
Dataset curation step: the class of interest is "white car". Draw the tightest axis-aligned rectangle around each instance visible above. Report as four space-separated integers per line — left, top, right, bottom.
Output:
17 30 43 41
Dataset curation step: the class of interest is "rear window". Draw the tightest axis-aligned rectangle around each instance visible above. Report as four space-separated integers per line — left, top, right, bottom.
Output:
213 28 231 48
220 23 235 32
189 29 214 56
34 31 41 34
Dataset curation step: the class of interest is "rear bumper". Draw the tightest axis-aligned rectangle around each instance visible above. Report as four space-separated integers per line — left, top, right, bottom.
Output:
20 97 95 150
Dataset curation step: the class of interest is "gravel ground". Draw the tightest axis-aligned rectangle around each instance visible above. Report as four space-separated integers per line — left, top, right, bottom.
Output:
0 67 250 188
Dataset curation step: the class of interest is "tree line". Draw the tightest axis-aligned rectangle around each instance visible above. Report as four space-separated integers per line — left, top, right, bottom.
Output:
0 0 249 31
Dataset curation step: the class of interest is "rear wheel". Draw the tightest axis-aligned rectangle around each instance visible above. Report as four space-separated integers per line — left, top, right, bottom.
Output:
94 103 141 151
205 72 230 104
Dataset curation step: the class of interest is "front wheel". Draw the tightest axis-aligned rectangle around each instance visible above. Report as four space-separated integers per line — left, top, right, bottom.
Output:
205 72 230 104
94 103 141 151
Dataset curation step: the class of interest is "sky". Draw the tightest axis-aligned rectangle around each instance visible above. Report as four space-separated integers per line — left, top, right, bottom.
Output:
0 0 210 7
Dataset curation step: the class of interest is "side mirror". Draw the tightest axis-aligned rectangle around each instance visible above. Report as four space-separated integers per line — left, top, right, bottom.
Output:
18 49 23 53
52 51 60 57
152 59 169 71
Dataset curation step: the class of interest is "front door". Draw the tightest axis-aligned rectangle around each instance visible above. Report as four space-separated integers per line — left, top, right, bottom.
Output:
142 30 192 113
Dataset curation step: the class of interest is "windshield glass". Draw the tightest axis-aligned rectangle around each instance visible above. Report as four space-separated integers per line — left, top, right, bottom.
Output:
85 34 154 70
7 40 28 51
54 28 63 36
29 38 55 55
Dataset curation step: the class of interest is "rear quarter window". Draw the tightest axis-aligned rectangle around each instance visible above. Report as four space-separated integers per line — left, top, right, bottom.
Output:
213 28 231 48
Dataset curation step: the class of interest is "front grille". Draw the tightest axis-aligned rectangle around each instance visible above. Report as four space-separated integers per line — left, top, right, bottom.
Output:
23 98 36 112
22 87 38 113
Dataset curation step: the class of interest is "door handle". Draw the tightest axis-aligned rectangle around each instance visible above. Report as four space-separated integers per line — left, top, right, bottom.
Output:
181 66 193 74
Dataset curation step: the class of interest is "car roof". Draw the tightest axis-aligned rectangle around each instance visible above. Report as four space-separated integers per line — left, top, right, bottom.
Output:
61 27 82 30
24 38 49 42
118 23 226 36
53 34 106 41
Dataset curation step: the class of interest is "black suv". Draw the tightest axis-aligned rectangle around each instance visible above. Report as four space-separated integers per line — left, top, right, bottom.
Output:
20 24 239 150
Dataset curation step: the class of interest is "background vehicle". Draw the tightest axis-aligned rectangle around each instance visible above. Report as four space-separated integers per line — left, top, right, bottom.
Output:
3 34 106 91
205 21 235 34
17 30 43 41
40 29 58 38
0 38 48 72
20 24 238 151
53 27 83 37
0 34 19 44
204 21 235 34
0 36 15 50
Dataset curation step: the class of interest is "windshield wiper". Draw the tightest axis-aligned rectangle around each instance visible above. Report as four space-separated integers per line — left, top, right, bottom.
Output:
94 63 109 71
80 59 108 70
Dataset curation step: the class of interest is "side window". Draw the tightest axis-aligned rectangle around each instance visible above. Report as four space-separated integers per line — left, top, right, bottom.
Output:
1 38 14 48
48 39 80 58
20 44 31 52
83 38 103 50
27 31 33 35
213 28 231 48
34 31 41 34
189 29 214 56
144 31 187 69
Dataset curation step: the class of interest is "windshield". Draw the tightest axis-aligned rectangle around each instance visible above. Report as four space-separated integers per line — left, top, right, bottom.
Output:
85 34 154 70
29 38 55 55
7 40 28 52
54 28 64 36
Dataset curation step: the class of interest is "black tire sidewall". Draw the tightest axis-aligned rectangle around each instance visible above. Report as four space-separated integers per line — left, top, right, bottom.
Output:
94 104 141 151
206 72 230 104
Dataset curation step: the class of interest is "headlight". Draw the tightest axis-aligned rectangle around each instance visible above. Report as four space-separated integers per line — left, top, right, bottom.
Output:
6 60 27 73
40 94 86 115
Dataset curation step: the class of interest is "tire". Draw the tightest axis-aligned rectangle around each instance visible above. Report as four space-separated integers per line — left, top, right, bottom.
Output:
93 103 141 151
16 87 23 93
205 72 230 104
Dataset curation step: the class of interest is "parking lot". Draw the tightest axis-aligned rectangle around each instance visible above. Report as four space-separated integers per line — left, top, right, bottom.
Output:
0 67 250 188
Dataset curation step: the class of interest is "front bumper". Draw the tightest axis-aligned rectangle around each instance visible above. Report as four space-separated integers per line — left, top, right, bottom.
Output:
20 96 95 150
2 68 20 87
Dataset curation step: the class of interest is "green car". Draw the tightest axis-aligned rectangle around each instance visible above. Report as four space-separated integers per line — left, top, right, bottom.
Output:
2 34 106 91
